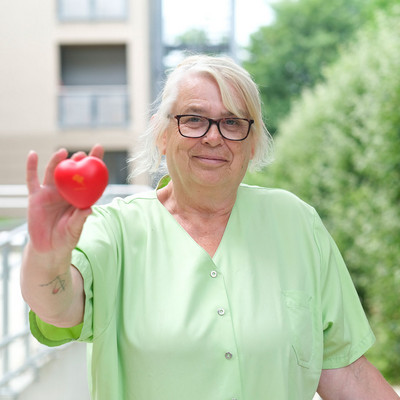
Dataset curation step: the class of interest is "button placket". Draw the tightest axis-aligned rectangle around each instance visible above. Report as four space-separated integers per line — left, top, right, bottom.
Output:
208 266 242 399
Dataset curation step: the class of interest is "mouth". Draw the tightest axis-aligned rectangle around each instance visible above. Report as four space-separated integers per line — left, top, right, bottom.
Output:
193 155 228 165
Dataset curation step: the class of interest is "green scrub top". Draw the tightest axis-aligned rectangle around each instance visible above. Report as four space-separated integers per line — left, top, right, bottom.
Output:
30 184 375 400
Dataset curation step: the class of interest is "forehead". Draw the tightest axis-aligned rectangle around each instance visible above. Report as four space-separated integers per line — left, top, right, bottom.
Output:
173 73 245 115
176 73 220 101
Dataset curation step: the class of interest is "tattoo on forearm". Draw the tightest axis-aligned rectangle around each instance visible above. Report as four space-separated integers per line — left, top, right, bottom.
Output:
40 274 67 294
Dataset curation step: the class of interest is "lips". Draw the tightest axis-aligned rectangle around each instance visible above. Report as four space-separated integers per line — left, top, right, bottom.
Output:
193 154 228 163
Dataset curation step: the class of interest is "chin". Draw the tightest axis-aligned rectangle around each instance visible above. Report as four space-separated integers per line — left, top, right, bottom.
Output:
193 171 234 188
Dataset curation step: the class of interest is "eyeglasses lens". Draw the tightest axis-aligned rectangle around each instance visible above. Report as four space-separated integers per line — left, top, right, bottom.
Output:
178 115 250 141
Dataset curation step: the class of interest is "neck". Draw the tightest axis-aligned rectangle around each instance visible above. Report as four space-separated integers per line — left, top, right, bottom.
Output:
157 179 238 219
157 178 240 257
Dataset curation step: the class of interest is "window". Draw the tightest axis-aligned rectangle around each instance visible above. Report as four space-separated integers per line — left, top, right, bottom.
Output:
59 45 129 128
68 150 129 184
103 151 129 184
58 0 127 21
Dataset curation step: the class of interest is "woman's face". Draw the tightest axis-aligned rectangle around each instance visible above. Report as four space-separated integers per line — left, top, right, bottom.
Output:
159 74 255 191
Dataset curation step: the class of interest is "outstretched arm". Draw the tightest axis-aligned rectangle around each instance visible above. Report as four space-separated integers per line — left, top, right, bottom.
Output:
20 145 104 328
317 355 399 399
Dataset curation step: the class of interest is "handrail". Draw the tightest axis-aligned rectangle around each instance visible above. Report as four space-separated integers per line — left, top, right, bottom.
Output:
0 184 151 398
58 0 128 21
0 184 151 212
0 222 39 398
58 86 130 128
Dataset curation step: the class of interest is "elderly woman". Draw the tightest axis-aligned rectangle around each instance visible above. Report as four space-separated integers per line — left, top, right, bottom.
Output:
21 55 398 400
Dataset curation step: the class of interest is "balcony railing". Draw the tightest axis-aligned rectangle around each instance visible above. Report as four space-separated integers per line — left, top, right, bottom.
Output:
58 0 128 21
0 184 151 398
0 223 52 398
58 86 130 129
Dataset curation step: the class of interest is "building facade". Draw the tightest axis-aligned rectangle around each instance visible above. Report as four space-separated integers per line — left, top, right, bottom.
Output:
0 0 158 186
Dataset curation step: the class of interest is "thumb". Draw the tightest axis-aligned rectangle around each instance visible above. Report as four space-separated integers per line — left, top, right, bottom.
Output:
68 207 93 244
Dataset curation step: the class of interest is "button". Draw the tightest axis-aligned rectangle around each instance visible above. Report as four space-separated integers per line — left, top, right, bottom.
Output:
210 270 218 278
225 352 233 360
217 308 225 316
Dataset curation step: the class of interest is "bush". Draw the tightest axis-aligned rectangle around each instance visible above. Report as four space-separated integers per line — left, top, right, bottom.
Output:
246 9 400 382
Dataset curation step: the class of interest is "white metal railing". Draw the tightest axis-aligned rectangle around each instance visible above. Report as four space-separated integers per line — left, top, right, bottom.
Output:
58 0 128 21
0 223 57 399
0 186 28 211
58 86 130 128
0 184 151 213
0 184 151 398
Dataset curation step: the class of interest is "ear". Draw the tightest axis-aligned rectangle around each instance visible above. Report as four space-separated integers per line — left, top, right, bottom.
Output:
151 114 167 156
157 130 168 156
250 135 256 160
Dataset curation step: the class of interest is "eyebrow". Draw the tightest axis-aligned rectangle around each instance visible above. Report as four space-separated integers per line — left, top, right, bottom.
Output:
180 106 208 114
180 106 236 117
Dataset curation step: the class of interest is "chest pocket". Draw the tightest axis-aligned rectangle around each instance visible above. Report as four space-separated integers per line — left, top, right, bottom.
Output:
282 290 315 368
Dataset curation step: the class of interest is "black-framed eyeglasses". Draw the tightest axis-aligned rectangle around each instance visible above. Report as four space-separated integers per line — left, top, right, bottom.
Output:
174 114 254 141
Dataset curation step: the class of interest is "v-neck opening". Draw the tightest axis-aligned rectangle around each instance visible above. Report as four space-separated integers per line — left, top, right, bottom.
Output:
153 184 240 261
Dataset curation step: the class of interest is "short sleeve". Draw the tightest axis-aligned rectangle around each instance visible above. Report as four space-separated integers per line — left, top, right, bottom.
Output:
29 311 83 347
314 213 375 369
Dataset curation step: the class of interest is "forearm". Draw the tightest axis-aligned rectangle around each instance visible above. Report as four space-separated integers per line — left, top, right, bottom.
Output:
318 356 400 400
20 241 84 328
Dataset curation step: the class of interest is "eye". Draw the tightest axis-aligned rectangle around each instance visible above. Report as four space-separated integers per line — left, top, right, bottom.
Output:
224 118 240 126
180 115 204 124
187 116 203 123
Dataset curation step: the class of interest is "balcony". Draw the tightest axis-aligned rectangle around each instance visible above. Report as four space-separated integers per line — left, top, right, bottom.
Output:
58 86 129 128
58 45 128 128
58 0 128 21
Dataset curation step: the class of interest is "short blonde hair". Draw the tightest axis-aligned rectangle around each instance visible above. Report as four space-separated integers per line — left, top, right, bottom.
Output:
130 54 273 177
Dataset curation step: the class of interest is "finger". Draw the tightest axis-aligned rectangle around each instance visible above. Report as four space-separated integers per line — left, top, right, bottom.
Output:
71 151 87 161
26 151 40 194
43 148 69 186
89 144 105 160
68 207 93 241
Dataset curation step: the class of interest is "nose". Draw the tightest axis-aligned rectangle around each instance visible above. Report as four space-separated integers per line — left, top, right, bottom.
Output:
202 121 223 145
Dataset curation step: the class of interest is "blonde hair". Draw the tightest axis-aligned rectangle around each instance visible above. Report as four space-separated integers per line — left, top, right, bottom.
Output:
130 54 273 177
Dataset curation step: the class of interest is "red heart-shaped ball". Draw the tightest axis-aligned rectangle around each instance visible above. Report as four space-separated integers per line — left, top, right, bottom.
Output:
54 156 109 209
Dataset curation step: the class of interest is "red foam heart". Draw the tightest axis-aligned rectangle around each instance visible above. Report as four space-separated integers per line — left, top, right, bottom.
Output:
54 156 109 209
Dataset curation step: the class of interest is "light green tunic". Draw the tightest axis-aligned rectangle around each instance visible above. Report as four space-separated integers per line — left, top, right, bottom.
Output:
30 184 375 400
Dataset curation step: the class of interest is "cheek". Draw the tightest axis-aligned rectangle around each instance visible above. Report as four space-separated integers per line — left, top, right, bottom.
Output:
165 135 191 162
159 128 181 156
236 142 254 163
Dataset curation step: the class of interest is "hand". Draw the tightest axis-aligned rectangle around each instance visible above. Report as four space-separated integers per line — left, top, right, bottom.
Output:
26 145 104 255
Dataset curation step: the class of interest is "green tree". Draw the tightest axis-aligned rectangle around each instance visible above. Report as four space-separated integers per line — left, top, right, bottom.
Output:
176 29 210 47
246 9 400 382
364 0 400 20
244 0 366 133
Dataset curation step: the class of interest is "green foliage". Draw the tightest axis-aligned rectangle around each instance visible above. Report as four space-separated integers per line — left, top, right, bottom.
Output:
364 0 400 21
0 217 25 230
246 10 400 382
175 29 210 46
244 0 366 133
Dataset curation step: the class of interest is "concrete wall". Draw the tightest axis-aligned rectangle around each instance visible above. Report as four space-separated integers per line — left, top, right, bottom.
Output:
0 0 151 186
